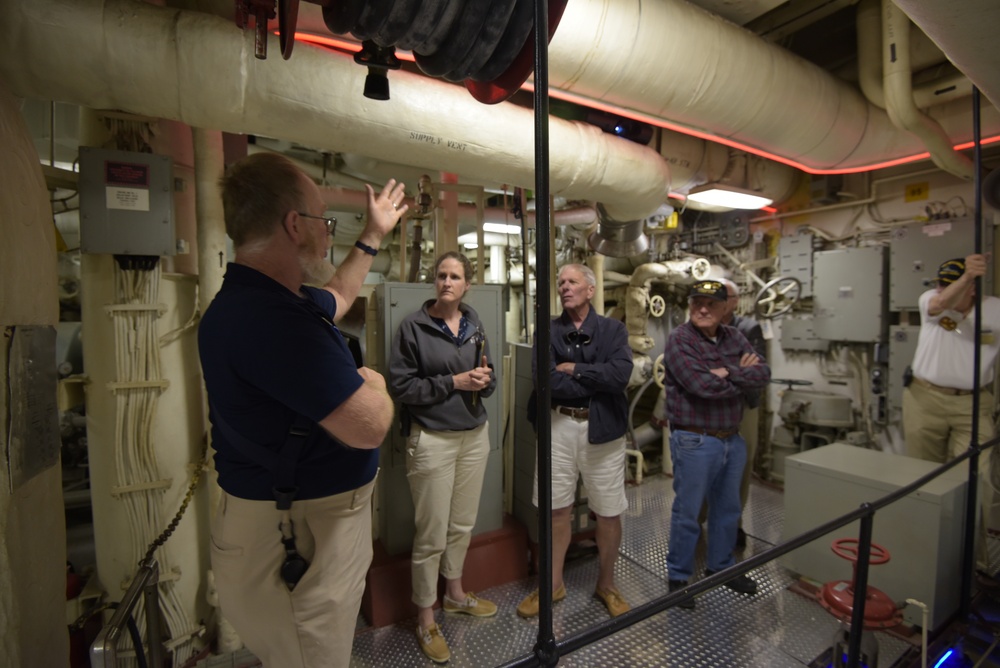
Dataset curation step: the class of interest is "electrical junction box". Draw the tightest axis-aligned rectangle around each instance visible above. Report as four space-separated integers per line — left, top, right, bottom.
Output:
813 246 887 342
781 443 969 630
889 218 993 311
779 316 829 352
78 147 175 256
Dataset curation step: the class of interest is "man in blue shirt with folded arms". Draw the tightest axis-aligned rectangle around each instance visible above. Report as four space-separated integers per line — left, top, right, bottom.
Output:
518 264 634 620
664 280 771 609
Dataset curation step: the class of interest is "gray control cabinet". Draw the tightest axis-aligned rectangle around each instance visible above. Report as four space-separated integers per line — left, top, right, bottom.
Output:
373 282 505 556
778 234 814 298
889 218 993 310
813 246 887 342
782 443 969 629
78 147 175 256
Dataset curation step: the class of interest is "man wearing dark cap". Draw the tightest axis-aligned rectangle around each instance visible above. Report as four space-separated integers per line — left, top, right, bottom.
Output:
662 280 771 608
903 253 1000 463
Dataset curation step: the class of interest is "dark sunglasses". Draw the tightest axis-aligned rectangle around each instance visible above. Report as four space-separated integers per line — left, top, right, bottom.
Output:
565 330 592 347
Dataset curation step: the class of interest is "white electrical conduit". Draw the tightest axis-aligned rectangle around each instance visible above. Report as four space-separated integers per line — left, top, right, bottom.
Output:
110 263 196 667
881 0 975 180
547 0 998 172
0 0 668 221
856 0 972 110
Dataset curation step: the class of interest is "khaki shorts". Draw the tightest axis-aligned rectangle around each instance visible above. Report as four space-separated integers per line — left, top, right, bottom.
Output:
533 409 628 517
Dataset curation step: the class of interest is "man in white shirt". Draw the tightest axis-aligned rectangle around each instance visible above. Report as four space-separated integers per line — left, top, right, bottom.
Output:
903 254 1000 462
903 254 1000 574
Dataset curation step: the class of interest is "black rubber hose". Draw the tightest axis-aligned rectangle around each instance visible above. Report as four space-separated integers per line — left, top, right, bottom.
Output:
415 0 494 77
444 0 519 82
322 0 365 35
470 0 534 82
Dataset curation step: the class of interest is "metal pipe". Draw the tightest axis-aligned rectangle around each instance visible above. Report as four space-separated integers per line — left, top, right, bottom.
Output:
845 510 874 668
962 85 985 619
532 1 557 665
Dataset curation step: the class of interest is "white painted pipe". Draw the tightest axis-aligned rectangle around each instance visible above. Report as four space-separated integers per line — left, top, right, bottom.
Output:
882 0 974 179
0 0 669 221
856 0 972 110
548 0 997 171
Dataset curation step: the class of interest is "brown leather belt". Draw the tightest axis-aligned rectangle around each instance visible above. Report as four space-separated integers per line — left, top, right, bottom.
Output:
673 425 738 439
912 376 982 396
554 406 590 419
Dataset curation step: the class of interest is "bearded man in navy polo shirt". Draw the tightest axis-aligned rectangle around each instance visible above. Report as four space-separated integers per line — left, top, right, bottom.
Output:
199 152 406 667
663 280 771 609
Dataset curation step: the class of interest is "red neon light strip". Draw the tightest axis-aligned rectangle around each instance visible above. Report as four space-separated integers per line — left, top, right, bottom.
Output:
292 32 416 62
292 33 999 176
522 82 1000 175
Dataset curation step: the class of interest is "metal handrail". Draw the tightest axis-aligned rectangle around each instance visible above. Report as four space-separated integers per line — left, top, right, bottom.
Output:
500 436 998 668
90 557 165 668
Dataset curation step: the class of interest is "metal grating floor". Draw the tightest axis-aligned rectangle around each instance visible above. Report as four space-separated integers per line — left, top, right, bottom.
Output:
347 476 917 668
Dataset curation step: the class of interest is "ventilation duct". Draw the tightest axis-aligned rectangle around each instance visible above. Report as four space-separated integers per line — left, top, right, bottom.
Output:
589 204 649 258
0 0 669 222
545 0 1000 172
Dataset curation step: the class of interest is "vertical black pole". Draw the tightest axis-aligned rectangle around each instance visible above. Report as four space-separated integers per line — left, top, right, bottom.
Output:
532 1 556 665
846 509 874 668
961 85 984 619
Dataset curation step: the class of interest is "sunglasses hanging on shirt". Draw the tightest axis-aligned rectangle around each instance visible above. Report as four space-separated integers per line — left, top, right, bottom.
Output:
564 330 592 348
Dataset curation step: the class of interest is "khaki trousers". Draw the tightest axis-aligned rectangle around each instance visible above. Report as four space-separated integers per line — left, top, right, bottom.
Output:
406 422 490 608
210 479 375 668
903 382 997 566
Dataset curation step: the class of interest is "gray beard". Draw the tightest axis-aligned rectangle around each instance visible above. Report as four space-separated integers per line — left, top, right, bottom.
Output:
299 253 336 287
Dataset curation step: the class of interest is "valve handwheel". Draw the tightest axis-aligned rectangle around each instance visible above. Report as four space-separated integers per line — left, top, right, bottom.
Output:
817 537 901 629
649 294 666 318
653 354 666 389
830 538 891 566
754 276 801 319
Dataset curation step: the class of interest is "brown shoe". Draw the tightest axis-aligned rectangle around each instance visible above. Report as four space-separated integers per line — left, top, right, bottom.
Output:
594 587 630 617
516 583 566 618
443 592 498 618
416 623 450 664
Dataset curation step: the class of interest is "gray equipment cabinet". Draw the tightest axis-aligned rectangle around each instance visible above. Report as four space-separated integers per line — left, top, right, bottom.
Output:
372 282 506 556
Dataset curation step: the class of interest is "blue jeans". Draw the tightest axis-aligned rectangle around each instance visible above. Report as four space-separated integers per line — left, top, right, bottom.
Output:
666 429 747 581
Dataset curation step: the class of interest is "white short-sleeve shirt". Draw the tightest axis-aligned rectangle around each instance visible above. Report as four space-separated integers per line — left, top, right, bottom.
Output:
910 289 1000 389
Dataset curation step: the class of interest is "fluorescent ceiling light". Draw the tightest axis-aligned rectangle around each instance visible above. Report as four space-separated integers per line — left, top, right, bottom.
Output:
463 243 479 249
483 222 521 234
686 183 773 210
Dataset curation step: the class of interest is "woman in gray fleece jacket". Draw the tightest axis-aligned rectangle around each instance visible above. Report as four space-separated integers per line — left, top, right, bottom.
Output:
388 251 498 664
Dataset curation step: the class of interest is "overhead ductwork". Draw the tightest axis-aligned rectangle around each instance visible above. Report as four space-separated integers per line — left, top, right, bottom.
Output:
880 0 973 180
892 0 1000 113
544 0 1000 172
0 0 669 222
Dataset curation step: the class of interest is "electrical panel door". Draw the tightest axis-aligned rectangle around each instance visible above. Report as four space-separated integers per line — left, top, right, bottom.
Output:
373 282 505 555
889 218 993 310
813 246 887 342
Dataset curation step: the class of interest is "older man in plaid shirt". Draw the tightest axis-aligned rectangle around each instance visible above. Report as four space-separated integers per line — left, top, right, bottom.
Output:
663 280 771 609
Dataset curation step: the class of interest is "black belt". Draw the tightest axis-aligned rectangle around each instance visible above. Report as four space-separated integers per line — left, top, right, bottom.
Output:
554 406 589 419
673 425 738 439
912 376 982 396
